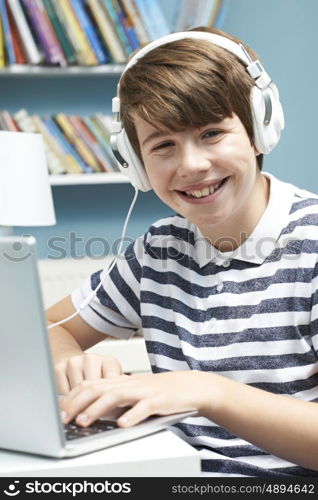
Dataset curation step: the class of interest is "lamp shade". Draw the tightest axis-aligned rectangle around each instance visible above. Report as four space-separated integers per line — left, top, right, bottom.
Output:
0 131 56 226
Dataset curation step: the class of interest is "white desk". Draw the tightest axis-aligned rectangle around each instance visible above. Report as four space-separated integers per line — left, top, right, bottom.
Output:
0 430 201 477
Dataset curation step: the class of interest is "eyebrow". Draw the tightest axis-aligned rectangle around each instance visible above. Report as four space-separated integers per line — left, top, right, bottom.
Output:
141 130 171 148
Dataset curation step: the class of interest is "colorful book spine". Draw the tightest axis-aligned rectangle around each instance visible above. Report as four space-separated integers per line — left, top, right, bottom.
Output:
84 115 119 171
103 0 131 56
41 0 77 65
55 0 97 66
113 0 139 51
33 116 67 174
70 0 109 64
31 115 67 174
0 111 9 129
0 0 16 64
0 6 5 67
121 0 149 45
69 115 111 172
134 0 170 41
1 109 20 130
45 115 88 173
54 113 99 172
93 112 113 139
21 0 66 65
13 109 65 175
7 2 27 64
6 0 42 64
86 0 126 63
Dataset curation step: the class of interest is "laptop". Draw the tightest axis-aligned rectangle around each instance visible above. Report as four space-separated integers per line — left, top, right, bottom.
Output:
0 236 195 458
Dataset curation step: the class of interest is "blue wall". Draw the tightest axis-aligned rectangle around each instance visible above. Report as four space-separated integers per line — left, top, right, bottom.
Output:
8 0 318 257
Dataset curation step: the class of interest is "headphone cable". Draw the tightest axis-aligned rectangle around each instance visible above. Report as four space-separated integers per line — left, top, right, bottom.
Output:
48 186 139 330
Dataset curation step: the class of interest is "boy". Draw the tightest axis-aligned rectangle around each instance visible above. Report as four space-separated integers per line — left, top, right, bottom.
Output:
47 27 318 476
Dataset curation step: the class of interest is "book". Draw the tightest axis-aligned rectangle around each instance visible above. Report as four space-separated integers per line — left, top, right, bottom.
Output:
102 0 131 57
6 0 42 64
45 115 88 173
41 0 77 65
31 114 67 174
172 0 198 31
134 0 170 41
84 115 119 171
214 0 228 29
0 111 9 129
93 112 113 140
7 1 27 64
54 113 100 172
86 0 126 63
0 6 5 67
114 0 140 51
54 0 97 66
120 0 149 46
13 108 65 175
69 114 111 172
69 0 109 64
1 109 20 130
173 0 223 31
0 0 16 65
21 0 67 66
193 0 221 27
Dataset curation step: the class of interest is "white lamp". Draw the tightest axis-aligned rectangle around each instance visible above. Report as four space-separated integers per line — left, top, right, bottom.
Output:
0 131 56 232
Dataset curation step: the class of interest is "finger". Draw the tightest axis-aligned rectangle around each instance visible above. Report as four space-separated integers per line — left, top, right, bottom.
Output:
82 355 102 380
75 389 136 427
101 357 122 379
61 385 105 424
117 398 159 428
66 359 84 389
55 366 70 395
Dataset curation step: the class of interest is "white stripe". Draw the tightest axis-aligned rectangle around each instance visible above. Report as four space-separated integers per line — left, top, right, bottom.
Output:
181 338 311 361
219 363 318 384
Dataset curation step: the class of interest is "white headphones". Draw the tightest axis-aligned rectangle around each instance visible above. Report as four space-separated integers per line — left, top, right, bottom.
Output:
110 31 284 192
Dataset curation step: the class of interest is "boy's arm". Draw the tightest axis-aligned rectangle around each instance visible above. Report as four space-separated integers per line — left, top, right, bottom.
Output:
46 295 123 393
60 370 318 471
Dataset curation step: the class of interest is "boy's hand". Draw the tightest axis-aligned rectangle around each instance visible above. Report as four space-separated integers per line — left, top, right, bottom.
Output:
60 371 207 427
55 353 123 394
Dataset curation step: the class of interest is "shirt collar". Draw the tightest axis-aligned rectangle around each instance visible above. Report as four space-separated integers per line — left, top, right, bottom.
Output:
194 172 295 268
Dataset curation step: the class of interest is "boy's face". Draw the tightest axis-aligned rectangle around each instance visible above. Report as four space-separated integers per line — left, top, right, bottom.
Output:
134 114 266 242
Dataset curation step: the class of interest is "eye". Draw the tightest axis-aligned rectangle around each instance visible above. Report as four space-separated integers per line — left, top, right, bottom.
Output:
153 141 174 151
202 129 222 140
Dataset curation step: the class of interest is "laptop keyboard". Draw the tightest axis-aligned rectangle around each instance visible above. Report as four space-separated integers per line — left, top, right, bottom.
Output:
65 420 118 441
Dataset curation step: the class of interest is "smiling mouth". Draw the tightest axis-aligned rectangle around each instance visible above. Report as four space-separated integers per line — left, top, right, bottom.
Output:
180 177 229 198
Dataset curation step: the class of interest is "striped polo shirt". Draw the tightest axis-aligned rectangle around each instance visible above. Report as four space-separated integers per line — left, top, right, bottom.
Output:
72 172 318 477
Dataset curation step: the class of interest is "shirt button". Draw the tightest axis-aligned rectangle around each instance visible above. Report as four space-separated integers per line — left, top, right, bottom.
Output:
216 282 223 292
222 260 231 267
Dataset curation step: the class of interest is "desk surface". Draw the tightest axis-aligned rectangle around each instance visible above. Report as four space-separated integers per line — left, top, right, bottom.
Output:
0 430 201 477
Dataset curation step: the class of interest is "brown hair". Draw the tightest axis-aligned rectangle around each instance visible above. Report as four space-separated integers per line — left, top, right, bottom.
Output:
119 26 263 170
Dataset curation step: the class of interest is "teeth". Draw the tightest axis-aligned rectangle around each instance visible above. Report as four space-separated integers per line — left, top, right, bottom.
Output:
185 180 224 198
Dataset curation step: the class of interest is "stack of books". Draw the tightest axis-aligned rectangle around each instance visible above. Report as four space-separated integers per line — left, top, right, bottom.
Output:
0 0 173 67
0 108 120 175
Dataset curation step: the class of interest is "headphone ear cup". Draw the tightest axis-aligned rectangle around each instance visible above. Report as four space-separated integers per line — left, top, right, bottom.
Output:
113 129 152 192
251 85 284 154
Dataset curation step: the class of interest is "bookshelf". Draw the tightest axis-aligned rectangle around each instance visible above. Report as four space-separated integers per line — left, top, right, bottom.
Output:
49 172 128 185
0 0 225 258
0 64 124 76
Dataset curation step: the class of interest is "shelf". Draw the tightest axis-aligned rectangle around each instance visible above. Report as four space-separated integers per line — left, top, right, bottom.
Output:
49 172 129 186
0 64 125 77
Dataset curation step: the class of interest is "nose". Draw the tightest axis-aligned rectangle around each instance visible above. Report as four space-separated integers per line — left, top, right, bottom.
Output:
177 142 211 178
